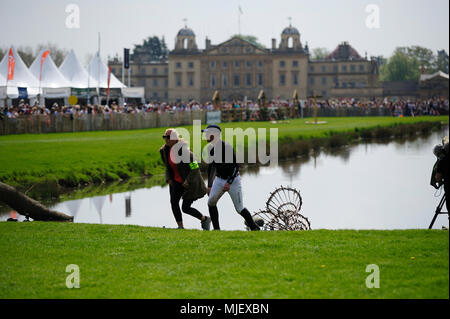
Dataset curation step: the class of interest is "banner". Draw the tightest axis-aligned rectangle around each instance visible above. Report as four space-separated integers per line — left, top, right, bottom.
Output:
99 88 121 98
43 87 70 98
39 50 50 81
71 88 97 98
206 111 221 124
121 87 144 98
124 48 130 69
18 87 28 99
7 48 15 81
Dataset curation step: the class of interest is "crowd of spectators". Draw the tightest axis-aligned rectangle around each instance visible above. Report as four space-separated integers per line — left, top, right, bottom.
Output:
1 97 448 119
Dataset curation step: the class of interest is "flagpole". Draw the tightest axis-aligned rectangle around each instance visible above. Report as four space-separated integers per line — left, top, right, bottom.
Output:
87 64 90 105
238 7 241 35
97 32 100 105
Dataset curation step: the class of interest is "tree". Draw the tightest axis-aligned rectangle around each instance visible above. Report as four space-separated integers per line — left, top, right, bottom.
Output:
131 36 168 63
398 45 436 73
35 43 68 67
230 34 265 49
311 47 330 60
433 50 449 74
0 181 73 222
17 46 35 67
379 48 420 81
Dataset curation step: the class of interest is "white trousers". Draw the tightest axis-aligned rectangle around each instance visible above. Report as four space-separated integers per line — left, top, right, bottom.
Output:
207 174 244 213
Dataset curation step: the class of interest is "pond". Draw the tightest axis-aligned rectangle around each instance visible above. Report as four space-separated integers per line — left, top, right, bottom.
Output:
1 127 449 230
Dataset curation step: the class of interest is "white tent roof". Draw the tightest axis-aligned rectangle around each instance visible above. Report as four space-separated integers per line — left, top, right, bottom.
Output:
0 46 40 97
30 49 72 88
420 71 449 82
87 52 125 88
59 49 97 88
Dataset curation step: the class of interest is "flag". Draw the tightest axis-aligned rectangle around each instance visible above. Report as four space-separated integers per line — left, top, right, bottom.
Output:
39 50 50 81
239 5 243 14
7 48 15 81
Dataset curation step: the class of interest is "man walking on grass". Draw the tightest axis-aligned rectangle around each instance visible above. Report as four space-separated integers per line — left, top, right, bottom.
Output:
160 128 211 230
203 124 260 231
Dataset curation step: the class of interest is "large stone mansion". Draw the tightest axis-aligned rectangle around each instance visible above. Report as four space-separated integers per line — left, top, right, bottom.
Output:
109 24 382 103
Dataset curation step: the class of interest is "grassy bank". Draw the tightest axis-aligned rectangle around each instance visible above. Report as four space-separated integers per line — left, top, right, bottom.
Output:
0 222 448 298
0 116 447 198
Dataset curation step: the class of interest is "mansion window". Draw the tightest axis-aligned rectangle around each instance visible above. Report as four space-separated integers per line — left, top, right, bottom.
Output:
210 61 216 69
292 72 299 85
350 65 356 72
359 65 365 71
279 74 286 86
210 74 216 87
234 61 240 68
222 74 228 87
222 61 228 69
153 79 158 87
188 73 194 86
342 65 347 72
175 73 182 87
333 65 338 72
152 68 158 74
322 66 326 72
257 74 263 86
322 77 327 85
233 74 240 86
246 73 252 86
246 61 252 68
176 62 182 69
188 62 194 69
309 66 315 72
292 60 298 67
280 61 285 68
257 60 263 68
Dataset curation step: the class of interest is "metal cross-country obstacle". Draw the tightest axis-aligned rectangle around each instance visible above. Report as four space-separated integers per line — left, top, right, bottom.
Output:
247 186 311 231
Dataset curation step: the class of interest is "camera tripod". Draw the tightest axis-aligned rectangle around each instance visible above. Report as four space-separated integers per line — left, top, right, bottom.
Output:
428 193 448 229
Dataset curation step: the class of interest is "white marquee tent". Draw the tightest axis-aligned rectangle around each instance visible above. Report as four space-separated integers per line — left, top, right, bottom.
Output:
0 46 40 99
30 49 73 99
87 52 125 89
59 49 97 88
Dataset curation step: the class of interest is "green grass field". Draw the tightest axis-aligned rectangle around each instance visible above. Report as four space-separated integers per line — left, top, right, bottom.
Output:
0 116 448 193
0 222 448 299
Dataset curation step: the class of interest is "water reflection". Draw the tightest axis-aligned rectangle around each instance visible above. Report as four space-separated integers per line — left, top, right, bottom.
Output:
1 127 448 230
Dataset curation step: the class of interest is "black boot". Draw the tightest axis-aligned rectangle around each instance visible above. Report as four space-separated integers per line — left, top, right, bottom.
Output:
208 205 220 230
239 208 260 231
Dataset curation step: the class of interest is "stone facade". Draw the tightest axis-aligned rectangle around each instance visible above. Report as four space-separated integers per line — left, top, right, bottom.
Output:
110 26 381 103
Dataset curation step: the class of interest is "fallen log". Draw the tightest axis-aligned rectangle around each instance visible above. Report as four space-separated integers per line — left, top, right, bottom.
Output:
0 181 73 222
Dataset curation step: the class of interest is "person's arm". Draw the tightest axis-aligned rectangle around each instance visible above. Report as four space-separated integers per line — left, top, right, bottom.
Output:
160 147 173 184
206 145 216 189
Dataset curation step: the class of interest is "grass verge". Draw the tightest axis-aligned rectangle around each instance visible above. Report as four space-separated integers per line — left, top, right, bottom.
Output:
0 222 448 299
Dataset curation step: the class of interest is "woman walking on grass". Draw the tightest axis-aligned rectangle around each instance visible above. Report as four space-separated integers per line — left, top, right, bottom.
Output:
159 128 211 230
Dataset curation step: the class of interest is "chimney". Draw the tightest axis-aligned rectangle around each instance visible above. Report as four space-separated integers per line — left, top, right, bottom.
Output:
272 38 276 50
205 37 211 49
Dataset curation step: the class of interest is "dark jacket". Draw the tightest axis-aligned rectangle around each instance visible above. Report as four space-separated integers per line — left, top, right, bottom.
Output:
206 140 239 187
159 142 206 201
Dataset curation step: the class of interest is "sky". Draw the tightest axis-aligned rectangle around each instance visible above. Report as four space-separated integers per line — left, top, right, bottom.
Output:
0 0 448 66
